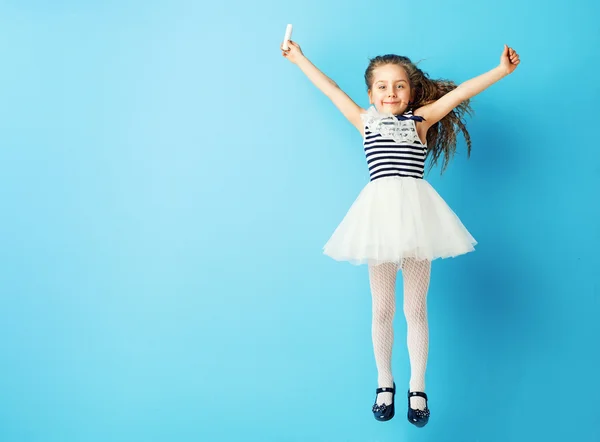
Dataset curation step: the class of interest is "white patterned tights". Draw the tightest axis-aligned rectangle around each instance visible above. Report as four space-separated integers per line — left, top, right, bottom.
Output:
368 258 431 410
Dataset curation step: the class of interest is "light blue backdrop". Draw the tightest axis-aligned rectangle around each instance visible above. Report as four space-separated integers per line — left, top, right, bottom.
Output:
1 0 599 441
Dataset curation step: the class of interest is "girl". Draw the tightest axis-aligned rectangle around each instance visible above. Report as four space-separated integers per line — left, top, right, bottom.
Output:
281 40 520 427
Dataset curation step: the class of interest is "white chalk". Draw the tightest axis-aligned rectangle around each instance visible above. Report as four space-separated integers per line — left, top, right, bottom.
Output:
282 24 292 51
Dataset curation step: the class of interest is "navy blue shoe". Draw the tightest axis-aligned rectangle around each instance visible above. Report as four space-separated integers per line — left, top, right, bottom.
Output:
407 390 430 427
372 382 396 421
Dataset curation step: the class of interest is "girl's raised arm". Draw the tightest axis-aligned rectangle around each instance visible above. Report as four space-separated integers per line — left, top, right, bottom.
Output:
282 40 365 134
415 45 521 130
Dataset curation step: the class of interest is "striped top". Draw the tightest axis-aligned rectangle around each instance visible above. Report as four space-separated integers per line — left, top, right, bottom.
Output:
362 108 427 182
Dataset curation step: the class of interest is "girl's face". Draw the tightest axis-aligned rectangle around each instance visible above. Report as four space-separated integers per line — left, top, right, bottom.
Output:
368 63 412 115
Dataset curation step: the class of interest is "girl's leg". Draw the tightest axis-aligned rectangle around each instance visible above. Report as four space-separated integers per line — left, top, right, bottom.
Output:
401 257 431 410
368 262 398 406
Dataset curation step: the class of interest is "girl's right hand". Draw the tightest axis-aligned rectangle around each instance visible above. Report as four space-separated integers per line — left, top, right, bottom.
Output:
281 40 304 64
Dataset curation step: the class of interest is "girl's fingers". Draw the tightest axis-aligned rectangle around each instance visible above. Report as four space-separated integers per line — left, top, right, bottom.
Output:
507 48 519 61
503 45 521 68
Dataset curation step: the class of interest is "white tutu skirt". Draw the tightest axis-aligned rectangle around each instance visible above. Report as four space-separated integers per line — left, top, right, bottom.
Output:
322 176 477 267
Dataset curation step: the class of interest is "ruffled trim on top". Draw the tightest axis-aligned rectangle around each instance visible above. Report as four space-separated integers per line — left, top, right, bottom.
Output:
360 106 426 145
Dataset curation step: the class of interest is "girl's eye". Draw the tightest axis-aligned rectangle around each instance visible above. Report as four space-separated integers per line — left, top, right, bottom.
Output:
378 86 385 89
397 84 404 88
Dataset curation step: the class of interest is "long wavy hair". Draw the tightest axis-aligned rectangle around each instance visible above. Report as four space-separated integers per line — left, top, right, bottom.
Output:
364 54 474 175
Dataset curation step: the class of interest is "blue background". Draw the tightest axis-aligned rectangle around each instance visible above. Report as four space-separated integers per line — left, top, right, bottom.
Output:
1 0 599 441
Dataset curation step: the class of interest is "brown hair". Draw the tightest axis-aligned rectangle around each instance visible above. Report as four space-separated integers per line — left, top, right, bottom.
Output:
364 54 473 175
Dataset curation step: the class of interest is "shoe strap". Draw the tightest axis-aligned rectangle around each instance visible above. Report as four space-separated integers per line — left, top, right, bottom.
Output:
408 391 428 400
376 386 395 394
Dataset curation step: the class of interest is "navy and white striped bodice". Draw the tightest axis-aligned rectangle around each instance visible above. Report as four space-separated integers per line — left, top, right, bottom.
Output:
363 110 427 182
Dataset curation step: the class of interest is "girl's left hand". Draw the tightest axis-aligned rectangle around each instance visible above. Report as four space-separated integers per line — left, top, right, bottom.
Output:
500 44 520 75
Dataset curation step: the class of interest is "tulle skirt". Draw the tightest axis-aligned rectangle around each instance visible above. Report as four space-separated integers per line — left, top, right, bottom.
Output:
322 176 477 267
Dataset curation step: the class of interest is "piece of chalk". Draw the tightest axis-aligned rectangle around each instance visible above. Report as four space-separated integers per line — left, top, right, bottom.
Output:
282 24 292 51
